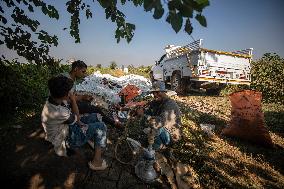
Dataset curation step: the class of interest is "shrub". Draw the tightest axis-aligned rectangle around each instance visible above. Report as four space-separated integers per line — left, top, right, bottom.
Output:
250 53 284 104
0 61 27 115
128 65 152 78
87 65 152 78
86 66 98 75
109 61 117 69
221 53 284 104
0 59 69 117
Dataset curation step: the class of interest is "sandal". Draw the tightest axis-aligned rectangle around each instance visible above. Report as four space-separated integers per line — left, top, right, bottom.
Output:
88 160 108 171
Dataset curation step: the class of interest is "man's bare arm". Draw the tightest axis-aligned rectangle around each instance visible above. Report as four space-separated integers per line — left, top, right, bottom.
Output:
69 91 82 126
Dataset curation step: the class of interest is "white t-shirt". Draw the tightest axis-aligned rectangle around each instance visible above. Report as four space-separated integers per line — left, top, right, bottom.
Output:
41 100 77 156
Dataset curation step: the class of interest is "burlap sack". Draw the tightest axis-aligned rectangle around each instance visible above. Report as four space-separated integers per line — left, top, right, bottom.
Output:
221 90 273 147
118 84 140 103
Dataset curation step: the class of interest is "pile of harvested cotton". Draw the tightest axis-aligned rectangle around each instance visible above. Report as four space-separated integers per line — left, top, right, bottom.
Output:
75 72 152 104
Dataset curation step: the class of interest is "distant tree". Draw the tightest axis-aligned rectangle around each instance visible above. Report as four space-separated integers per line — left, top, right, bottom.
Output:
127 64 135 71
0 0 209 64
96 63 102 68
86 65 96 75
109 61 117 69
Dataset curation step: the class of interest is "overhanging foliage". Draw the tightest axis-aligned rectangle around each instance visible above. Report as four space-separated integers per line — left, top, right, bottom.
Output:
0 0 209 64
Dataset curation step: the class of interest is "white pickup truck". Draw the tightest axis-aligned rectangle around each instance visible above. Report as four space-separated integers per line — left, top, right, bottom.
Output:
151 39 253 94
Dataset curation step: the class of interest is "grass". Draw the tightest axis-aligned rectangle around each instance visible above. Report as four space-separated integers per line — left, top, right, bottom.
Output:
172 95 284 188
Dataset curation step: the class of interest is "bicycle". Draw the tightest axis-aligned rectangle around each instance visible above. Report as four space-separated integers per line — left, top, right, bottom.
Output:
113 100 160 164
114 109 145 165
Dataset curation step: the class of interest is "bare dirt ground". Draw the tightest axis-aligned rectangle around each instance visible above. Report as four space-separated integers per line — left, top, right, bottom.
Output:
0 117 163 189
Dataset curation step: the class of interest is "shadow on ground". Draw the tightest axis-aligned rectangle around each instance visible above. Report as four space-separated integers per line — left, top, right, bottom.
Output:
0 115 166 189
175 98 284 188
0 97 283 189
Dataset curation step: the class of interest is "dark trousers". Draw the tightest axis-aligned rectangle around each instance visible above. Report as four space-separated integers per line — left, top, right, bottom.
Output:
77 100 115 125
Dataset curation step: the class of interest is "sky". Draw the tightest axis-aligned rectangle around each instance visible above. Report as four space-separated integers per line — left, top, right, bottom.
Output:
1 0 284 67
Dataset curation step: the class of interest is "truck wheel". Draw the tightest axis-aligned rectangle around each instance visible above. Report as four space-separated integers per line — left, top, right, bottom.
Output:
171 72 186 95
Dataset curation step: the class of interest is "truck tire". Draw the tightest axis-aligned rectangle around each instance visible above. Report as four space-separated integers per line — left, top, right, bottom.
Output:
171 72 187 95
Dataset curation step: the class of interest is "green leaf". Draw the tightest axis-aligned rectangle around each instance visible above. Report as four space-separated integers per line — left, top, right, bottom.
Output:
166 13 171 24
184 19 193 34
132 0 143 6
105 7 111 19
180 4 193 17
127 23 136 30
195 14 207 27
153 7 164 19
171 12 183 33
115 28 121 43
86 9 92 19
144 0 157 12
41 5 48 15
81 3 86 10
195 0 210 8
98 0 112 8
1 15 7 24
184 0 204 12
171 0 183 9
22 0 28 6
28 5 34 12
168 0 175 11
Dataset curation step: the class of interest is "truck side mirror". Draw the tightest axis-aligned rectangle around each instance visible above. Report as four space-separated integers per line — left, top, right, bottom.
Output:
155 61 158 65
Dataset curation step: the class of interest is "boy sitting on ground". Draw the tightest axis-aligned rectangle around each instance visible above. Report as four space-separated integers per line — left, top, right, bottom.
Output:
41 75 108 170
